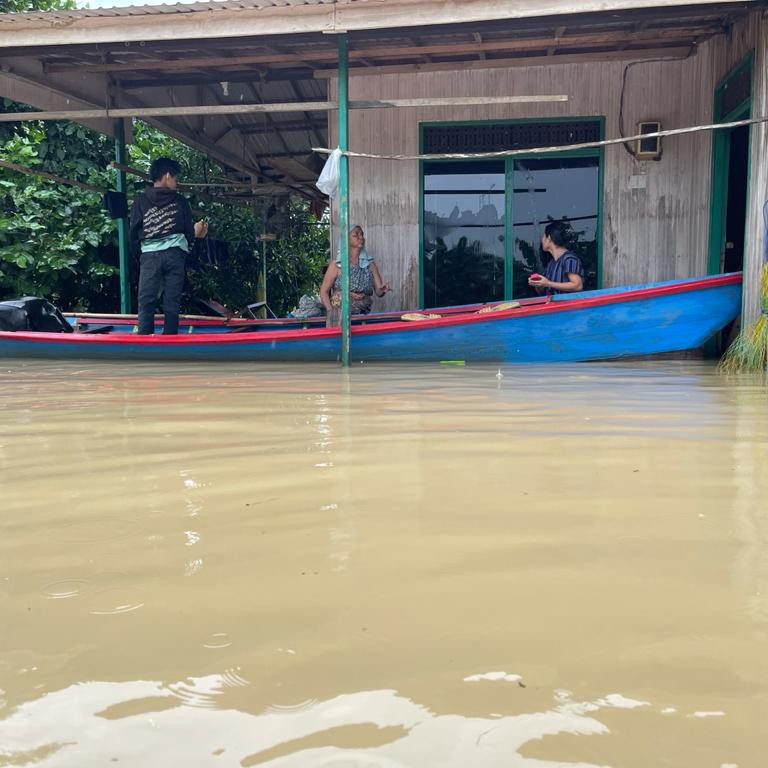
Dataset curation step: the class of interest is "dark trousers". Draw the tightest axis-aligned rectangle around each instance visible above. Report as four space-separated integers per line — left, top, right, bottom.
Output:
137 247 186 335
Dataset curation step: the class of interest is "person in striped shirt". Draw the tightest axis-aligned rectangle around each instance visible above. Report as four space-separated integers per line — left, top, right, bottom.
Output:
528 221 585 296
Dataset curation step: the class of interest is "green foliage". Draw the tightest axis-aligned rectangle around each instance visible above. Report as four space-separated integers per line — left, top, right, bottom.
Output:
262 201 329 316
719 314 768 374
183 199 328 317
719 264 768 374
0 0 75 13
128 120 201 179
129 121 329 316
0 113 328 313
0 119 118 307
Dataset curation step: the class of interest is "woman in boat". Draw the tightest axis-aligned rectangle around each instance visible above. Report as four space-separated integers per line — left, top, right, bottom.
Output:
320 225 390 326
528 220 585 296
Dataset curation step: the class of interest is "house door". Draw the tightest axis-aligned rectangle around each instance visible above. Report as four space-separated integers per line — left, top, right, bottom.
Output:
708 54 752 352
709 54 752 278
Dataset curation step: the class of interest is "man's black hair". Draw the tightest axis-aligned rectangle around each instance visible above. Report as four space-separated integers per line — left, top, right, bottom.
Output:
544 220 574 249
149 157 182 182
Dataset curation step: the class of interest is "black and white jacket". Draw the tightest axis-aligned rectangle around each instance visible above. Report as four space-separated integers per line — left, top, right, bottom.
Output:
129 186 195 256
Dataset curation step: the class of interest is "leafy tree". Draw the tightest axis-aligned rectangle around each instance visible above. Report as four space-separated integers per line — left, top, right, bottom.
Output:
0 0 74 13
1 113 328 314
129 121 329 317
0 114 118 307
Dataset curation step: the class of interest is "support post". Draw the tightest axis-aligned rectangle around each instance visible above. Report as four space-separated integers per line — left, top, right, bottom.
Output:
259 239 267 319
113 118 132 314
743 20 768 326
337 34 350 367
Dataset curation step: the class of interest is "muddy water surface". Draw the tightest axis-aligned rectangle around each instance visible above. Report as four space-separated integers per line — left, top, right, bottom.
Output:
1 361 767 767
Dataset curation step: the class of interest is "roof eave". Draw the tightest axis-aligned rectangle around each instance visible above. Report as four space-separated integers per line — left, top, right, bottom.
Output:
0 0 758 50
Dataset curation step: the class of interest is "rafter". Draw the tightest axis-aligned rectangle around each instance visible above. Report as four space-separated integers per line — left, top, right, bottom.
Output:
547 26 567 56
473 33 486 61
315 45 694 78
237 118 325 136
44 26 722 74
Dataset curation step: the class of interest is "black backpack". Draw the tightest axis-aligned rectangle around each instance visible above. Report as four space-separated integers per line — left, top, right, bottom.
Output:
0 297 74 333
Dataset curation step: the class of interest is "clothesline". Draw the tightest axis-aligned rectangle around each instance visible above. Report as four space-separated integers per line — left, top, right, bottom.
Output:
312 114 768 161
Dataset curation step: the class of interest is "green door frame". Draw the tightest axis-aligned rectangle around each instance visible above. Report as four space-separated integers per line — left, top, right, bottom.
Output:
418 117 605 307
707 51 753 276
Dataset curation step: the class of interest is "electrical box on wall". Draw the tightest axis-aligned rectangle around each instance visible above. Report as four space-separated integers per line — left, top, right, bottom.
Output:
636 121 662 159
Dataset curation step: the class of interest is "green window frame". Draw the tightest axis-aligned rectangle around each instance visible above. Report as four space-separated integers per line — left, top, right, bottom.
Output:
418 117 605 308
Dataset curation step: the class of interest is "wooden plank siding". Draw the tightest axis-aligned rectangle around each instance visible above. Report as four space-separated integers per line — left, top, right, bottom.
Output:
330 9 763 313
704 10 768 324
742 15 768 324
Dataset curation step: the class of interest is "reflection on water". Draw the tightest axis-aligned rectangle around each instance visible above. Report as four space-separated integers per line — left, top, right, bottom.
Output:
0 677 614 767
0 361 766 767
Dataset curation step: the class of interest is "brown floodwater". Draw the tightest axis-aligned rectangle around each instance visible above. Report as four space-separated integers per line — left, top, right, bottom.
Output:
1 360 767 767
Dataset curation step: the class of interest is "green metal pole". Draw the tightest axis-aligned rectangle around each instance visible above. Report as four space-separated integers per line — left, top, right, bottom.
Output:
113 118 132 314
337 35 350 367
261 237 268 319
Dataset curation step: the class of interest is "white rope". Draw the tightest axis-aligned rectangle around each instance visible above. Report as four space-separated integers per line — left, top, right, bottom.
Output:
312 114 768 161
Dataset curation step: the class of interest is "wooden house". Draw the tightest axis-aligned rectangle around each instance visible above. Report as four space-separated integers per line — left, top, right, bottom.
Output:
0 0 765 326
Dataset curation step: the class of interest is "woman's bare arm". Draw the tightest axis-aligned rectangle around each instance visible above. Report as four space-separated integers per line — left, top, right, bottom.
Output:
545 273 584 293
528 273 583 294
371 261 391 297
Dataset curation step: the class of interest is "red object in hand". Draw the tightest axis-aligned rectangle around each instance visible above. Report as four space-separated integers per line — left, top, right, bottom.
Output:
530 273 543 280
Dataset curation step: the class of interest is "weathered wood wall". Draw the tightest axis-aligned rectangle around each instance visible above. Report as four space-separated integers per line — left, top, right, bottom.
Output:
332 9 762 312
743 16 768 325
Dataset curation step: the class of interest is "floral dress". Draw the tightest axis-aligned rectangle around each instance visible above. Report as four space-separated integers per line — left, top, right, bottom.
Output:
327 262 375 326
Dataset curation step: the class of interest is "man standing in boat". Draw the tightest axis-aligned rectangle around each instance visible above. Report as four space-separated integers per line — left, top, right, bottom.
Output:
528 221 585 295
130 157 208 334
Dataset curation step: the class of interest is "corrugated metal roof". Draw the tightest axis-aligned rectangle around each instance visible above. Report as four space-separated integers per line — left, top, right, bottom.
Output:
0 0 758 24
0 0 345 23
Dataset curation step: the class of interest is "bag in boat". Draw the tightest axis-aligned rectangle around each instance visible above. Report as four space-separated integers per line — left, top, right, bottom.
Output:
0 297 74 333
289 293 325 319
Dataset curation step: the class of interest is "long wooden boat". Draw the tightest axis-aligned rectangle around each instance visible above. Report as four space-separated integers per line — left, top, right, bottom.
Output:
0 273 742 362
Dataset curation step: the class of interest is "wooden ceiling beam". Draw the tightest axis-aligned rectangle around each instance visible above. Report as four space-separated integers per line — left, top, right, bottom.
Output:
473 32 486 61
44 25 720 74
249 45 329 149
315 45 695 78
114 69 315 89
259 42 314 70
0 95 576 124
197 52 318 185
243 150 317 161
285 79 325 149
236 119 326 136
211 124 236 145
547 26 567 56
241 83 324 180
108 90 301 193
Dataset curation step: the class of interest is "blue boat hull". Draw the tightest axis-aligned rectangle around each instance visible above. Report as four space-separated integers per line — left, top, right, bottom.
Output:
1 274 743 363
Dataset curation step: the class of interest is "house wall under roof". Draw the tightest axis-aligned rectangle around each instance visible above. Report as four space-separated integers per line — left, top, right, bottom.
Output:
333 9 763 313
